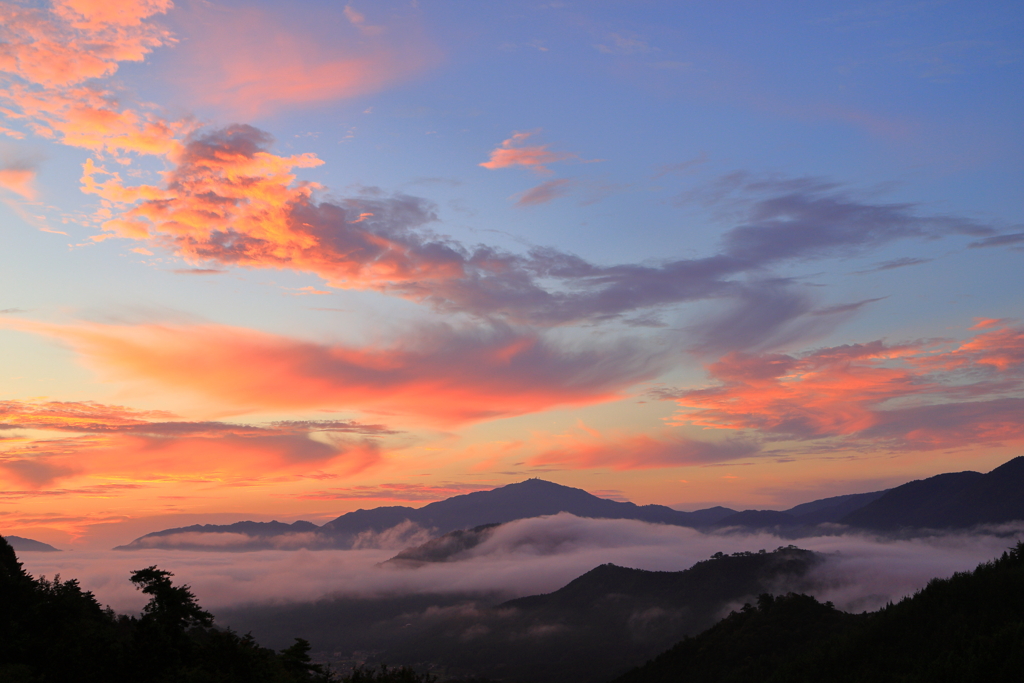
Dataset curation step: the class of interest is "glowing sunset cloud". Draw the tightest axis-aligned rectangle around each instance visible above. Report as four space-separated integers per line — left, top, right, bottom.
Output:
2 319 664 425
0 163 36 200
166 3 440 118
527 430 759 471
0 399 393 487
667 322 1024 452
479 132 578 174
0 0 185 157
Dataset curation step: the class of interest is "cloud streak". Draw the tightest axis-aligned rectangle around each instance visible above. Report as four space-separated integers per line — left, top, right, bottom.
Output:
166 2 439 118
527 430 760 470
515 178 573 206
1 319 666 424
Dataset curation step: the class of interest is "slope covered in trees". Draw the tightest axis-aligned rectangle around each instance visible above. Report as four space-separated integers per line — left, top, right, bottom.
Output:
220 547 822 683
614 541 1024 683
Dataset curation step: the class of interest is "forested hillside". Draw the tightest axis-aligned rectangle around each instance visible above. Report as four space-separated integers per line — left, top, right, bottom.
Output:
614 541 1024 683
0 535 432 683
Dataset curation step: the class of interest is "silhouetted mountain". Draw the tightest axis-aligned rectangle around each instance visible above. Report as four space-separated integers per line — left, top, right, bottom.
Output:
614 541 1024 683
119 457 1024 551
714 510 799 529
115 520 321 551
122 479 735 550
668 505 736 526
323 478 718 542
220 547 823 683
782 489 888 524
4 535 60 552
712 491 891 531
841 456 1024 530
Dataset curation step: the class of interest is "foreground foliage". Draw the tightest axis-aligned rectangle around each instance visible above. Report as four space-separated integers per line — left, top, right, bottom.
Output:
615 541 1024 683
0 534 340 682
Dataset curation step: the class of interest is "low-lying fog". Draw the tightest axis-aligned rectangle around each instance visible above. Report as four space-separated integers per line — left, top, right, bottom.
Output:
19 513 1024 615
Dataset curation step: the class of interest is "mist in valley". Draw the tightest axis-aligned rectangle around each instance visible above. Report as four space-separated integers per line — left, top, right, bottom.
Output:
20 514 1023 616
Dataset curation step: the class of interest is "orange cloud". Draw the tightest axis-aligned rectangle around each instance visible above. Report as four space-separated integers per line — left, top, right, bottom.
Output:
528 430 759 470
666 322 1024 452
166 2 439 118
479 132 578 174
0 0 188 159
0 399 391 487
2 319 663 425
297 482 492 502
0 0 172 89
0 163 36 200
82 124 325 242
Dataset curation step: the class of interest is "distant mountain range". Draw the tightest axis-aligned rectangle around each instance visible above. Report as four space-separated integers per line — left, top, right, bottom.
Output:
115 478 738 550
117 456 1024 551
3 536 60 552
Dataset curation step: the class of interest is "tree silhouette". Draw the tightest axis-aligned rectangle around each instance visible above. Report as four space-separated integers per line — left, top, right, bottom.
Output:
130 565 214 630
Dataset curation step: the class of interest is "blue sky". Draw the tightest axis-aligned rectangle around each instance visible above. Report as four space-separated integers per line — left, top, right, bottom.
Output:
0 0 1021 547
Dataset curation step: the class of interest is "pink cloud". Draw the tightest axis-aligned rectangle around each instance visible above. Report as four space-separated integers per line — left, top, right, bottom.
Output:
165 3 439 118
0 163 36 200
528 431 760 470
479 132 578 174
0 0 188 158
0 0 172 89
666 322 1024 452
2 319 664 426
516 178 574 207
0 399 390 487
297 482 493 502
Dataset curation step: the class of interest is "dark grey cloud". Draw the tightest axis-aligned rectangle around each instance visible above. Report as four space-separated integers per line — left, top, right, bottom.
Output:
811 297 888 316
854 257 933 274
152 128 999 335
969 232 1024 249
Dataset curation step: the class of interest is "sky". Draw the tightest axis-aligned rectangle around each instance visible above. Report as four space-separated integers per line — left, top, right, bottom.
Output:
1 0 1022 550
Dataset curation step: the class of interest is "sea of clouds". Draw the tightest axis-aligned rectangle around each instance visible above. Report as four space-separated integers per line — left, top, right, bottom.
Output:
18 513 1024 615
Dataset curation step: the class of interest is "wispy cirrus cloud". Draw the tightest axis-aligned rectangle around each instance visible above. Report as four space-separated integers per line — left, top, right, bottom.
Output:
165 2 439 118
297 482 493 502
969 232 1024 250
1 319 666 425
854 256 933 274
0 482 148 501
0 151 39 200
527 430 760 470
515 178 574 206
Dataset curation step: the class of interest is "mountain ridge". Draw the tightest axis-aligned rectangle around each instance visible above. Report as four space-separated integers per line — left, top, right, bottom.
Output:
3 535 61 552
117 457 1024 551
